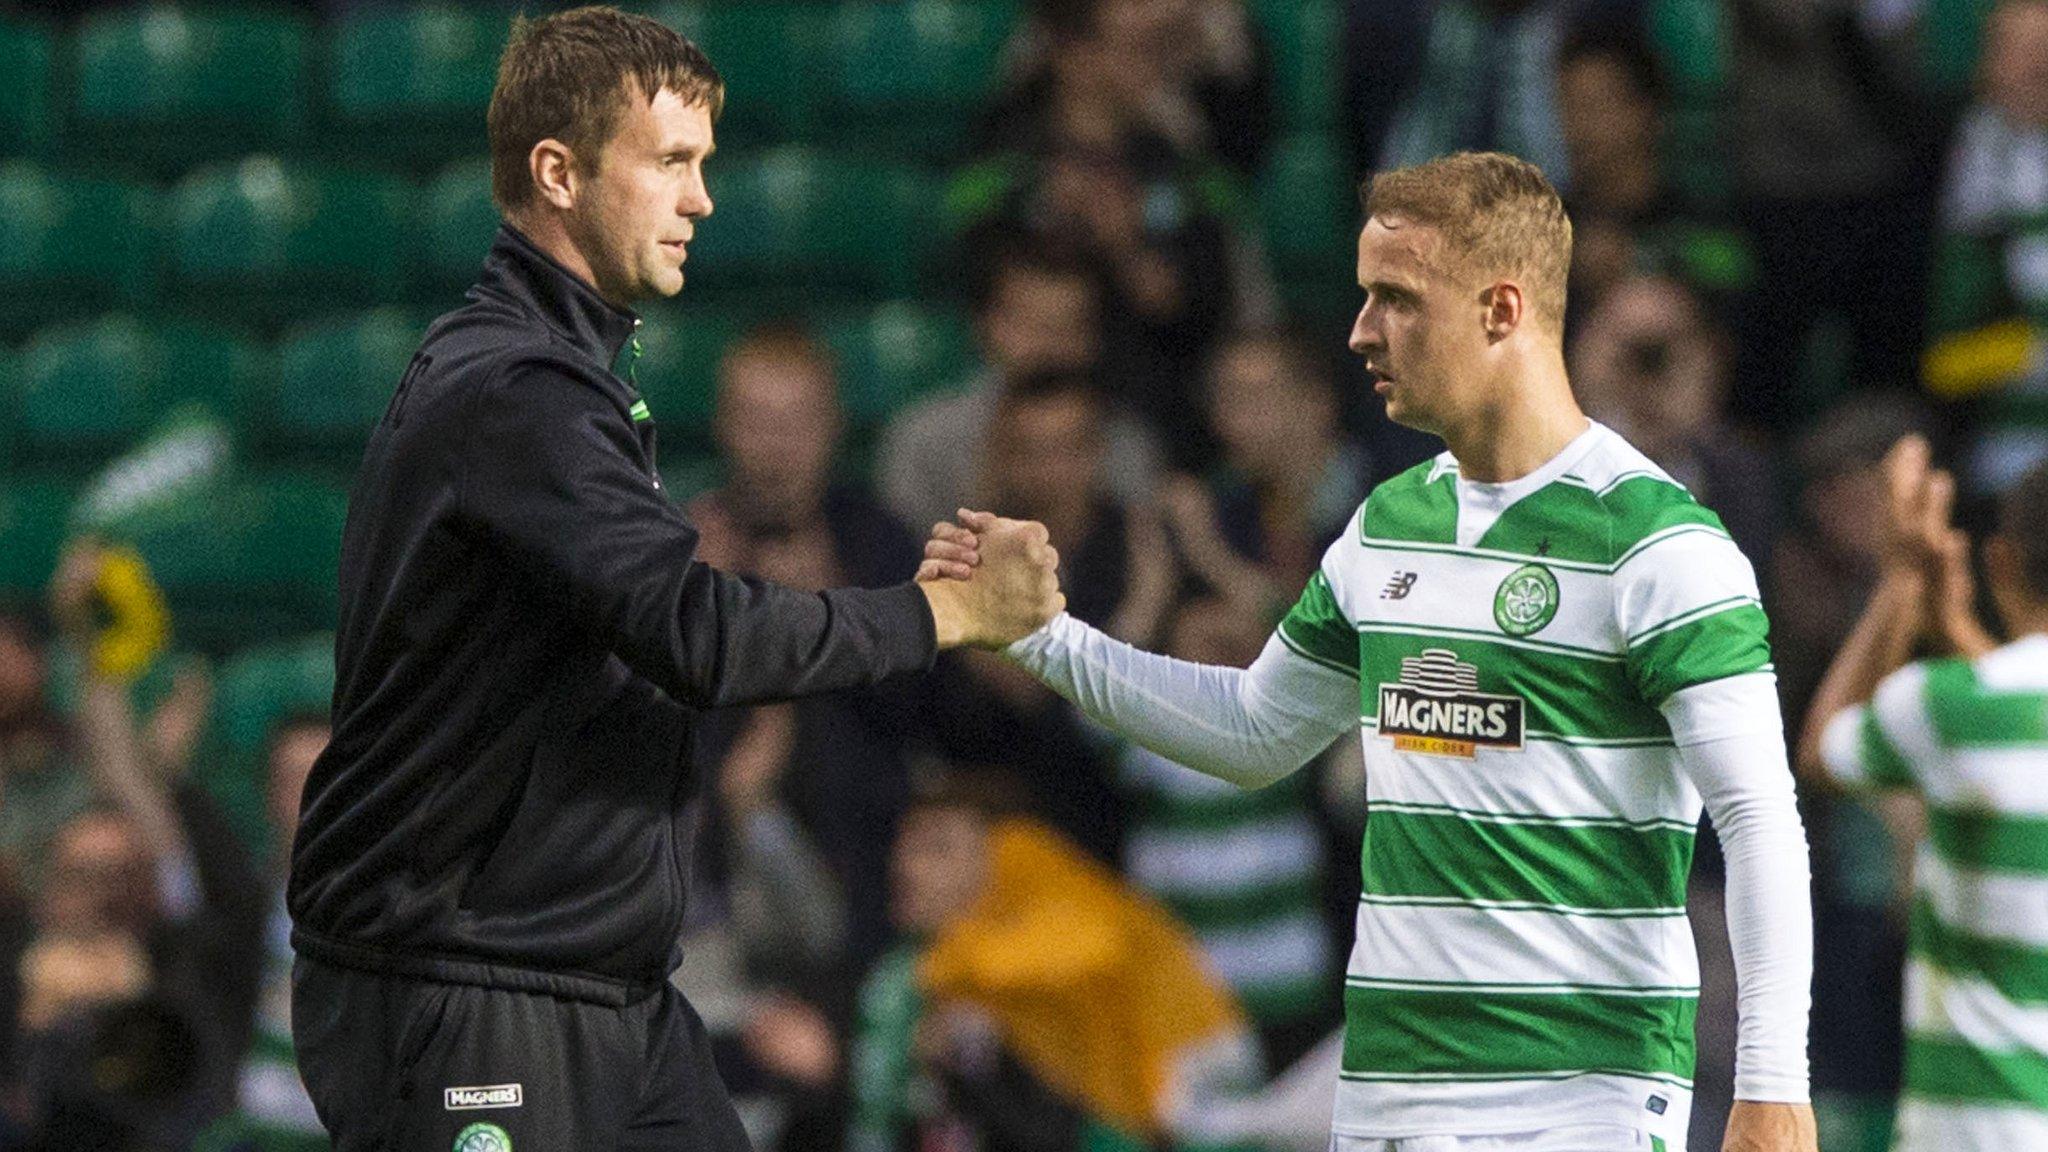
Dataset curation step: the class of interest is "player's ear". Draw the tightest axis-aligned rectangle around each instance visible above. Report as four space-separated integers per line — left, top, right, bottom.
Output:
1482 281 1524 342
530 138 579 211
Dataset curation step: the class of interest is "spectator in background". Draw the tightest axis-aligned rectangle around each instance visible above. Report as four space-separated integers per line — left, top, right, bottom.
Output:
687 323 928 971
1570 275 1779 570
1346 0 1579 185
879 243 1162 537
1114 595 1340 1072
843 774 1260 1152
223 710 329 1150
25 542 264 1142
0 617 85 893
1160 327 1374 618
1928 0 2048 496
1727 0 1940 427
987 0 1275 176
1555 23 1753 327
978 370 1177 646
956 138 1256 469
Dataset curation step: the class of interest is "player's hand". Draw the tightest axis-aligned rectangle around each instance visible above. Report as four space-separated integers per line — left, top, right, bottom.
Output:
1722 1100 1817 1152
917 514 982 583
918 510 1063 650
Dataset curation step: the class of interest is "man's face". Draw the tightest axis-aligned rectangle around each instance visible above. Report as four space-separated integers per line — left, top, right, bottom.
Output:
0 620 42 729
1558 55 1658 195
267 723 328 847
1210 339 1330 475
716 350 840 525
41 813 153 936
891 806 991 934
1349 217 1491 434
1986 2 2048 128
986 392 1103 522
983 269 1101 376
565 85 715 305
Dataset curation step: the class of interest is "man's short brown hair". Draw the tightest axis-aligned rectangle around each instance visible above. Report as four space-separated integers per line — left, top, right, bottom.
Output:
487 5 724 213
1360 151 1573 334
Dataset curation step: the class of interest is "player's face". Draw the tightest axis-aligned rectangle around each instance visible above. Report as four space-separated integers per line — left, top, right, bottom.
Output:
1348 217 1488 435
570 86 714 304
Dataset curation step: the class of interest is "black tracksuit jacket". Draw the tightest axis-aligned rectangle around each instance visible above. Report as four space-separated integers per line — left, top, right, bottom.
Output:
286 224 937 1005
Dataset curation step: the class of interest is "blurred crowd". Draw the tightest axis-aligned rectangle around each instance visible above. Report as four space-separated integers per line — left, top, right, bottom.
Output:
3 0 2047 1150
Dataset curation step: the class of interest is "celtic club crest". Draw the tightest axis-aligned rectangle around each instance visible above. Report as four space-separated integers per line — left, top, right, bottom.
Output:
454 1123 512 1152
1493 564 1559 636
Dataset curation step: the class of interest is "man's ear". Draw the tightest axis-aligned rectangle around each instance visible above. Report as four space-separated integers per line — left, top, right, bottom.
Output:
1482 281 1526 341
530 138 578 211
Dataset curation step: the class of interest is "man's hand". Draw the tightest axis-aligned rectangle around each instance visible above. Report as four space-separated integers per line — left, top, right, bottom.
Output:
916 509 1064 650
1723 1100 1817 1152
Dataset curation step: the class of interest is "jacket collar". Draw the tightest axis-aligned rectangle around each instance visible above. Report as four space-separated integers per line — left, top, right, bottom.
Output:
477 222 639 368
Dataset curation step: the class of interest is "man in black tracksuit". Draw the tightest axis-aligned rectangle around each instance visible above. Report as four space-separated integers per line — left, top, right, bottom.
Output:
285 10 1063 1151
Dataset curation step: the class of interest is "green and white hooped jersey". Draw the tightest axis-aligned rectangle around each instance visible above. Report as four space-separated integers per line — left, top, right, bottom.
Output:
1822 634 2048 1151
1278 424 1770 1139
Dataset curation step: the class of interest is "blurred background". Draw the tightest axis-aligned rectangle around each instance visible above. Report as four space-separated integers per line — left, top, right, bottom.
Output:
0 0 2042 1149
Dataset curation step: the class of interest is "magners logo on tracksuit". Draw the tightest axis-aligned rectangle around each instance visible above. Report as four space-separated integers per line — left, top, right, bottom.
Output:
1376 649 1525 758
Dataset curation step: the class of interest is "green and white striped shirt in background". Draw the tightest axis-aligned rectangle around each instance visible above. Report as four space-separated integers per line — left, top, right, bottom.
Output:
1822 633 2048 1150
1118 742 1334 1032
1278 424 1772 1143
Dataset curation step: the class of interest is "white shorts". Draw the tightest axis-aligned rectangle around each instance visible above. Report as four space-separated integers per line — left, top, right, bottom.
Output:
1333 1124 1678 1152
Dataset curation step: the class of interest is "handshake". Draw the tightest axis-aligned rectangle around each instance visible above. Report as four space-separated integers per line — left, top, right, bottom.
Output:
914 509 1066 650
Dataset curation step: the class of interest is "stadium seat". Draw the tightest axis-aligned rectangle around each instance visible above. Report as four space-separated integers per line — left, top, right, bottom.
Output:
821 301 979 429
629 2 823 146
628 303 743 448
1646 0 1732 206
326 3 502 170
421 156 500 303
0 16 54 159
821 0 1017 158
686 148 934 301
0 162 158 338
268 308 425 464
69 6 311 175
1251 0 1341 131
0 476 74 606
167 158 415 327
122 471 348 652
14 316 266 474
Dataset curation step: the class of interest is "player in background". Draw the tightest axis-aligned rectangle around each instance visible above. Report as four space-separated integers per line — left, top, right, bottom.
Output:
1800 444 2048 1149
920 152 1816 1152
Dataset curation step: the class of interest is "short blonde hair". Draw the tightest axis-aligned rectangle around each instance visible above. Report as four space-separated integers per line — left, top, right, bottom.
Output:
1360 152 1573 335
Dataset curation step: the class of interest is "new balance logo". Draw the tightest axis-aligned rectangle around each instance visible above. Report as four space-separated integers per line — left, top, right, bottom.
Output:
445 1084 522 1110
1380 571 1419 600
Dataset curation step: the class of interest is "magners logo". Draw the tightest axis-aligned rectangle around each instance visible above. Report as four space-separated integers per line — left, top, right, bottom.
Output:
1376 649 1525 758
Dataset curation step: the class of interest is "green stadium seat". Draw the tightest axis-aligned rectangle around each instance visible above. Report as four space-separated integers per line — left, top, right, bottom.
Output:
421 156 500 303
1251 0 1340 131
687 148 934 301
167 158 415 327
70 6 311 175
14 316 266 474
0 162 158 338
822 0 1017 158
629 3 824 146
1647 0 1732 207
821 301 979 428
0 16 54 159
123 471 348 652
629 303 743 448
0 476 74 606
268 308 425 463
326 4 502 170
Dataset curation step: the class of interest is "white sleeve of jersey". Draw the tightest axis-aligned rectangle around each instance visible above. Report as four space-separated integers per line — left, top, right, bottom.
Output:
1664 672 1814 1105
1003 612 1358 788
